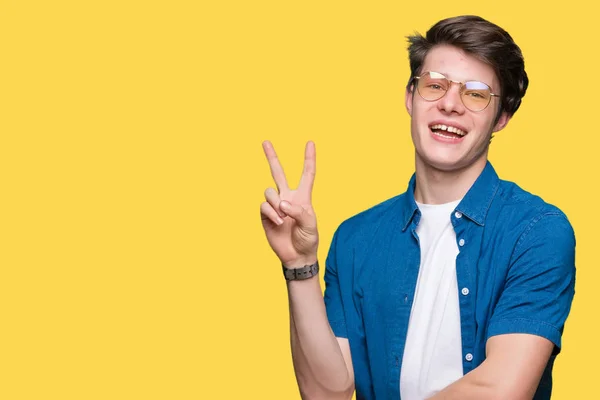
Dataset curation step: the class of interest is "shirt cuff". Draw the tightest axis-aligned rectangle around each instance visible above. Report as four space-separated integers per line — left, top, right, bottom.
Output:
487 318 562 353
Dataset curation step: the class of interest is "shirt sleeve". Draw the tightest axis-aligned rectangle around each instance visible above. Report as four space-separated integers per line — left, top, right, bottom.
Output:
487 212 576 353
323 227 348 339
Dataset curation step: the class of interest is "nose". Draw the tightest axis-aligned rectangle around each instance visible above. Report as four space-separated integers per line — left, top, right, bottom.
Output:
437 82 465 115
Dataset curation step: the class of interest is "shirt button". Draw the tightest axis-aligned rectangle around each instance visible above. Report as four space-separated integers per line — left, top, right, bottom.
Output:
455 211 462 219
465 353 473 362
461 287 469 296
458 238 465 246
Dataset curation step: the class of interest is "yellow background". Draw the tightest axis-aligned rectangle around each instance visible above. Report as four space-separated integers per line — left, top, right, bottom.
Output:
0 0 597 398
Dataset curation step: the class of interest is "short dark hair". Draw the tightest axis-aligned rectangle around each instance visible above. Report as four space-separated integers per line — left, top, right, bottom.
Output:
407 15 528 118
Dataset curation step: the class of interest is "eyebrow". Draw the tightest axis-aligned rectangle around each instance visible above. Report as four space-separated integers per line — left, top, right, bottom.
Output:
429 70 495 90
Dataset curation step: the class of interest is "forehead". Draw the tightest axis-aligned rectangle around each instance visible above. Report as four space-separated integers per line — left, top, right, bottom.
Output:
422 45 499 89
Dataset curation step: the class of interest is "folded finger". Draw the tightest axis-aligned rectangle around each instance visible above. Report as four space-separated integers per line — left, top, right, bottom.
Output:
260 201 284 226
264 187 286 218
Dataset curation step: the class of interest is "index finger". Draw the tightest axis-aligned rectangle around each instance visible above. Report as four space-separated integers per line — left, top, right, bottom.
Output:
262 140 289 192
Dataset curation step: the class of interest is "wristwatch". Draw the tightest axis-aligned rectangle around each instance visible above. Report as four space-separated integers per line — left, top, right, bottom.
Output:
282 261 319 281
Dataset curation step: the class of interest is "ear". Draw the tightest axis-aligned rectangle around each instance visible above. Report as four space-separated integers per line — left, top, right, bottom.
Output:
492 111 511 133
405 85 414 116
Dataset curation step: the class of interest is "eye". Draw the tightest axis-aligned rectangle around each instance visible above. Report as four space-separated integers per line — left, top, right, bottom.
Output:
424 79 448 91
464 90 487 99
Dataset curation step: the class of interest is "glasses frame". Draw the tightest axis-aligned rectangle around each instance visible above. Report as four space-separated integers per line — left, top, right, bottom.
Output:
413 71 499 112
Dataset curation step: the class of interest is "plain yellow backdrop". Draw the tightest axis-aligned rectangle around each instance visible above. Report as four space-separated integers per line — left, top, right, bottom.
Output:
0 0 597 398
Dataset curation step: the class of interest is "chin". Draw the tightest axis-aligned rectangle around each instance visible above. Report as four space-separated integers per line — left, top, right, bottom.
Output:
425 157 466 172
414 130 489 173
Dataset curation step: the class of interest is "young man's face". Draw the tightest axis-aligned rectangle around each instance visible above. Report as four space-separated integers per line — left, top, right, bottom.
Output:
405 45 510 173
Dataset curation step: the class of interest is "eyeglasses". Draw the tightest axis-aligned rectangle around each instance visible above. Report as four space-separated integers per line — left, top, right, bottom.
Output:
413 71 499 112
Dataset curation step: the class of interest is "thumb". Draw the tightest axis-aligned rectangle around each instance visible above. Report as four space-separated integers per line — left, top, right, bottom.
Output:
280 201 314 228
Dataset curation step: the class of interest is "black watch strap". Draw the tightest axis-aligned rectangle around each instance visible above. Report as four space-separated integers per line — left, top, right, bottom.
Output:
282 261 319 281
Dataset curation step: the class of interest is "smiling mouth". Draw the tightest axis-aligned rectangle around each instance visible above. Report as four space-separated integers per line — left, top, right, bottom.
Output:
430 124 467 139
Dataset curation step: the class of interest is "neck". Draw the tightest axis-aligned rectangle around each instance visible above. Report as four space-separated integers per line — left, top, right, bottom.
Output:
414 154 488 205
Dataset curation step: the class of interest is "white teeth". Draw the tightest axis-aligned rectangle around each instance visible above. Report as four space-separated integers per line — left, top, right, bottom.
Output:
430 124 466 136
432 131 456 139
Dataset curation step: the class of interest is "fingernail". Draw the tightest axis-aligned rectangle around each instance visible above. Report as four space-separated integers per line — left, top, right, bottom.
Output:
280 201 290 211
276 217 284 225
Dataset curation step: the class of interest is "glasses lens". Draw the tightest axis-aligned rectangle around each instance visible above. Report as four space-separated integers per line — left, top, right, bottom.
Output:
462 81 492 111
417 72 448 101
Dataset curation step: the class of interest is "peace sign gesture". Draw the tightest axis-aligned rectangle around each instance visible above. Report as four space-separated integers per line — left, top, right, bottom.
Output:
260 141 319 268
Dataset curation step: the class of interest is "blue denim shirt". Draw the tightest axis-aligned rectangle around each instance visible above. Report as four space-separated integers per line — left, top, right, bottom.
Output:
324 162 576 400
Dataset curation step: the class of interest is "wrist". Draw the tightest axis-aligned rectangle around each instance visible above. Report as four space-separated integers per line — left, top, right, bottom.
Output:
283 255 318 269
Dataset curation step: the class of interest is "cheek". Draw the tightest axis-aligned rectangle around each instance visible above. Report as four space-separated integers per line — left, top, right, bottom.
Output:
467 113 494 137
478 110 497 131
412 101 434 124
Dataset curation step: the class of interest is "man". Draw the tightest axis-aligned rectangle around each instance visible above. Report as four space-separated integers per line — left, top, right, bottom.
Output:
260 15 575 400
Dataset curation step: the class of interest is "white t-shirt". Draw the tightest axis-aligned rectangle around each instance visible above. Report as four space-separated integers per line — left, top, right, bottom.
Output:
400 200 464 400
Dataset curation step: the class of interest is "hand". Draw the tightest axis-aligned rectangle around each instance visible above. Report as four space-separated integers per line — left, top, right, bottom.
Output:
260 140 319 268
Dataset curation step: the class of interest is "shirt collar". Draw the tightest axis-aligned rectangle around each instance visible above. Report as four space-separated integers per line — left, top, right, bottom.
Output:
400 174 420 232
400 161 500 231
